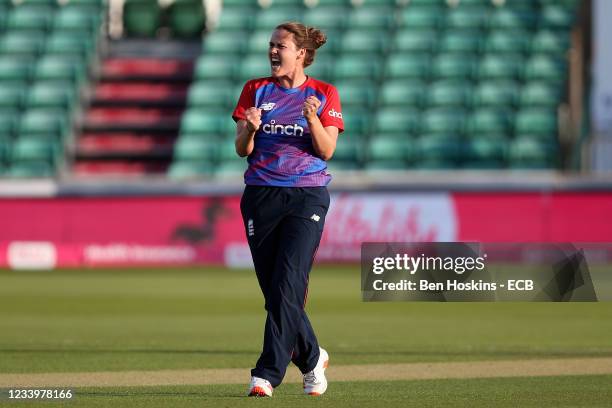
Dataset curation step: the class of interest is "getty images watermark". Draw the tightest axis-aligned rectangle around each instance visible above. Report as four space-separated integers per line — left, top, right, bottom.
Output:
361 243 610 302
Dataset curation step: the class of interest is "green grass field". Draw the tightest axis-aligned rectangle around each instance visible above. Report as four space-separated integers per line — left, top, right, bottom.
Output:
1 266 611 407
7 376 612 408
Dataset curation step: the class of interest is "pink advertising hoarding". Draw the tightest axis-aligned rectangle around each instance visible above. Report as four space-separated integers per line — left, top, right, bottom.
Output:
1 192 611 268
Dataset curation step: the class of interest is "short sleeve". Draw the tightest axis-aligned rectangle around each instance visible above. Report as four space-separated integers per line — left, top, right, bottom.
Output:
232 81 255 122
319 85 344 133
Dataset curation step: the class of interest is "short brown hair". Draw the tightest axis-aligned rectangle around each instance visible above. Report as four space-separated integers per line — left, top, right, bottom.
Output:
275 21 327 68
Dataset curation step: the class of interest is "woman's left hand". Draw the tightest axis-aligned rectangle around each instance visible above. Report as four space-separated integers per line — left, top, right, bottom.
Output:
302 96 321 120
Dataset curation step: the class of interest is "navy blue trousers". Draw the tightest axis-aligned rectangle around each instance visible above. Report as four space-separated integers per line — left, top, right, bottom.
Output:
240 185 329 387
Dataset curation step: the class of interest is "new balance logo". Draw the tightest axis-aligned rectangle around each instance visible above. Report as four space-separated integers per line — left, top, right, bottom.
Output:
328 108 342 119
310 214 320 222
260 102 276 111
248 219 255 236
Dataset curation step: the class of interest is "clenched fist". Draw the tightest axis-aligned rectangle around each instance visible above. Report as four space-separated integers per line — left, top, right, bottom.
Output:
302 96 321 120
245 107 262 132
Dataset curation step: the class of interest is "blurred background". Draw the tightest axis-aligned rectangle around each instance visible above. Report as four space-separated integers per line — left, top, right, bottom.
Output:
0 0 611 269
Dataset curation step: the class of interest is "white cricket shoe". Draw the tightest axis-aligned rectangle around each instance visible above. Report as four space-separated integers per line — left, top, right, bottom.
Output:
248 376 273 397
303 347 329 396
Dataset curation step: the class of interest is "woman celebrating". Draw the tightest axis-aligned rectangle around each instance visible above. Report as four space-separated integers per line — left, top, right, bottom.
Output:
232 22 344 397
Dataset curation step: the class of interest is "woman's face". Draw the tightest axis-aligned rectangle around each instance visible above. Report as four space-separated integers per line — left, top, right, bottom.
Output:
269 29 305 78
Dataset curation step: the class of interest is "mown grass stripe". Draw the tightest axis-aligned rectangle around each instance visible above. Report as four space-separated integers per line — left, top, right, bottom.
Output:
2 357 612 388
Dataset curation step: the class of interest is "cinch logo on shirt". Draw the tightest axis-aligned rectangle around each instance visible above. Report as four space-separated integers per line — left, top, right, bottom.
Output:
259 102 276 111
328 108 343 119
262 120 304 136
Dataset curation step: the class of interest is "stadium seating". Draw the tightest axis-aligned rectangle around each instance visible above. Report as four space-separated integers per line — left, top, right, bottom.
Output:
473 81 519 108
122 0 205 38
367 135 414 162
168 0 205 38
255 6 303 29
215 7 254 31
438 30 481 53
165 0 580 178
123 0 162 37
336 80 377 108
520 82 561 107
379 80 426 107
468 108 514 136
0 0 105 178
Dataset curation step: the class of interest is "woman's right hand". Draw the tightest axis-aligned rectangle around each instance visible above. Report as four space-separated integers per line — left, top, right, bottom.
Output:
245 107 262 132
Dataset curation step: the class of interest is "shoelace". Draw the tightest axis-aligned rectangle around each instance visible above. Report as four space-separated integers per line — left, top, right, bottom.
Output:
304 371 320 385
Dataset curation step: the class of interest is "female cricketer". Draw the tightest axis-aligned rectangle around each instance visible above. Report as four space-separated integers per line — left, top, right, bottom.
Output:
232 21 344 397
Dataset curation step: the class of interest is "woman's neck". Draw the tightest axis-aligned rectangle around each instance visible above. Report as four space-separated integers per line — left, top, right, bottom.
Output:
276 70 307 89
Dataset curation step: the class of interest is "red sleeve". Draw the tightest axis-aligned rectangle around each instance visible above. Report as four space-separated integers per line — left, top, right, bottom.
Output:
232 81 255 122
319 85 344 133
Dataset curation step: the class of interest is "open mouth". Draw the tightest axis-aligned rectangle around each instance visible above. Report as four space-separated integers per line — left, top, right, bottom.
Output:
270 57 281 71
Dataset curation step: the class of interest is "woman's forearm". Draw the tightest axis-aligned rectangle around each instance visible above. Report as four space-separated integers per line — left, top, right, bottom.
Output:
235 120 256 157
307 116 338 161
